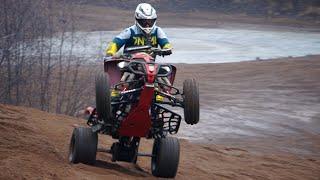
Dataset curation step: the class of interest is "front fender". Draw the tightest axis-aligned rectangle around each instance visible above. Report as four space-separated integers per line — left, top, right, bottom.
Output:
104 60 123 87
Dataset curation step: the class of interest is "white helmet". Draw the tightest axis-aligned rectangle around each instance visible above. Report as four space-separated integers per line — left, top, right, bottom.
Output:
135 3 157 34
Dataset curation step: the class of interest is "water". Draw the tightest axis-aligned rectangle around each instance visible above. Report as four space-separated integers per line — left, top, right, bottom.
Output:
42 27 320 63
165 28 320 63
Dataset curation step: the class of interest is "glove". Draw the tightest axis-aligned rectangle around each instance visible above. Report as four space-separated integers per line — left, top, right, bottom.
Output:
162 49 172 56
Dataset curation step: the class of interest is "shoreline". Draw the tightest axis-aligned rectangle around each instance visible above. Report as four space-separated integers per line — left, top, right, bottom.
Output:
167 55 320 65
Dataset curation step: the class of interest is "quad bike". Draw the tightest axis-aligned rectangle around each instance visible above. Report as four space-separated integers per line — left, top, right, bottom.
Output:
69 45 199 178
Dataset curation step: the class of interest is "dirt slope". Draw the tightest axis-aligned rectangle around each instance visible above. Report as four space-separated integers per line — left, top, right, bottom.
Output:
0 104 319 179
1 56 320 179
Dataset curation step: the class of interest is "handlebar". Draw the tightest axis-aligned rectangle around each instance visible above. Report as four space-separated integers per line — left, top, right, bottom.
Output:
151 47 172 56
103 46 172 62
123 45 172 57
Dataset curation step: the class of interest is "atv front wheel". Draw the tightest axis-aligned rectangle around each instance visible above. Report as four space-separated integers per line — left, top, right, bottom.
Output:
69 127 98 164
183 78 199 125
151 137 180 178
95 72 111 123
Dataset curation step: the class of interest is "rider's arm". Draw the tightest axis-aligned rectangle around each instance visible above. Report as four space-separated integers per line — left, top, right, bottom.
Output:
105 28 132 56
157 27 172 49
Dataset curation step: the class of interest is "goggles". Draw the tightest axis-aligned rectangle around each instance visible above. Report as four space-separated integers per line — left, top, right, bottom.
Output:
136 18 156 28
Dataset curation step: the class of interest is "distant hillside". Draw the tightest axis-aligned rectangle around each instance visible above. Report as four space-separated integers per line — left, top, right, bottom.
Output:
75 0 320 19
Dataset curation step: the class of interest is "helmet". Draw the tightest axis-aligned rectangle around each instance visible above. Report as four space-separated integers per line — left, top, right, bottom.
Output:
135 3 157 34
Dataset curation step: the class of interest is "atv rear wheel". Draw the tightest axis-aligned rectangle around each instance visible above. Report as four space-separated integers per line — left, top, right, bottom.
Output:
69 127 98 164
95 72 111 123
183 78 199 125
151 137 180 178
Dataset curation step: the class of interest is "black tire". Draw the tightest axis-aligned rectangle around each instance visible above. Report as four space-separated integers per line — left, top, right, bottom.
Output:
151 137 180 178
68 127 98 165
95 72 111 122
183 78 199 125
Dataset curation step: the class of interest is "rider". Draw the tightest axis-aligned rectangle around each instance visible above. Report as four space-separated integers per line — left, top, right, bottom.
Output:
105 3 172 57
105 3 172 89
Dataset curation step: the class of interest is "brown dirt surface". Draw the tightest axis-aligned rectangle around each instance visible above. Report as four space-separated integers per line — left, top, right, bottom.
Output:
1 56 320 179
72 5 320 32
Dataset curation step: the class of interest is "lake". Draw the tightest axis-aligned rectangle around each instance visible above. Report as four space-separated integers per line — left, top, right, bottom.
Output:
46 27 320 63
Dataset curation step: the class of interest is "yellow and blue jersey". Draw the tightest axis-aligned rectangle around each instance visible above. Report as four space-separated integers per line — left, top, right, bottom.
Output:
106 25 172 56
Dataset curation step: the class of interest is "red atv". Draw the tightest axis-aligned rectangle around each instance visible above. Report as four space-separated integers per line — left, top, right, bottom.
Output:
69 45 199 178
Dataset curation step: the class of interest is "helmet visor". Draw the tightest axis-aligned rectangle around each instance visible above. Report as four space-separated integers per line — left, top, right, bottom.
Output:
136 18 156 28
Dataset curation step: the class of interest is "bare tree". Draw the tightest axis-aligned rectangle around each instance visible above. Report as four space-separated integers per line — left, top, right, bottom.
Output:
0 0 103 117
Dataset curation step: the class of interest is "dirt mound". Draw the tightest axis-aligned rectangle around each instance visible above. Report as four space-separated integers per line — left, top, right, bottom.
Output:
0 103 319 179
80 0 320 18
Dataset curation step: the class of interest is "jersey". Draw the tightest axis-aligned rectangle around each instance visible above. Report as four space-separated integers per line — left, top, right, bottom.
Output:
106 25 172 56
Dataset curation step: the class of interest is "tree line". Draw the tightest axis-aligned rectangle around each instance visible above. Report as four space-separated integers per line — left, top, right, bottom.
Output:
0 0 97 115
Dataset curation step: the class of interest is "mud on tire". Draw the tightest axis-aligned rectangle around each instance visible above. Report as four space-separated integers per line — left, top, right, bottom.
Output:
151 137 180 178
95 72 111 123
69 127 98 165
183 78 199 125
